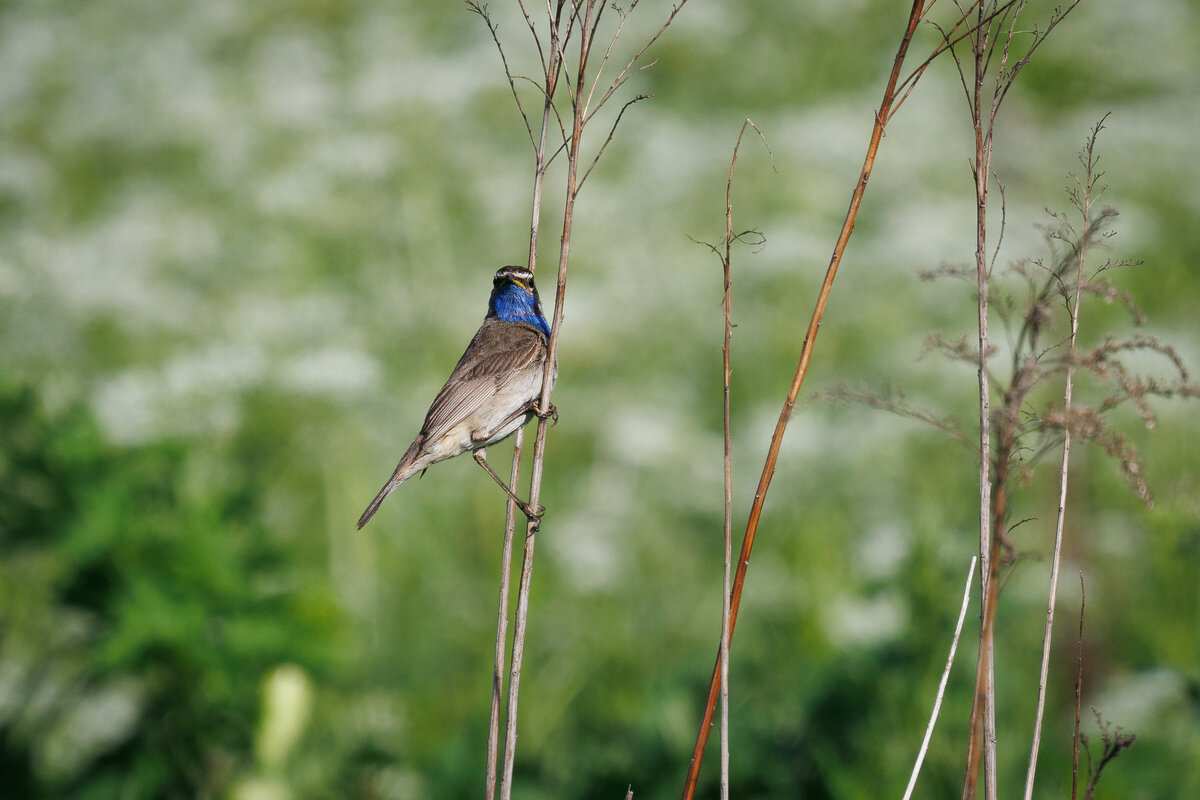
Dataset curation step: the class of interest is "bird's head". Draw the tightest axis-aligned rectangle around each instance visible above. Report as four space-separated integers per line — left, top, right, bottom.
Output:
492 265 538 295
488 265 550 337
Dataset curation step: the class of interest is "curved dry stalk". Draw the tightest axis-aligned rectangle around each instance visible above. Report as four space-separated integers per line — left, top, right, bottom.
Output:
680 3 936 796
578 93 652 191
903 556 978 800
468 2 537 150
514 0 548 78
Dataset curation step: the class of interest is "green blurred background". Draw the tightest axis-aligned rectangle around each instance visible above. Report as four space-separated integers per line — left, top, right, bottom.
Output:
1 1 1197 798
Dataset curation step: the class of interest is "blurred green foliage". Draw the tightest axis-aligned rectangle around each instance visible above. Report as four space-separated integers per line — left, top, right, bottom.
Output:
1 0 1198 798
0 382 344 798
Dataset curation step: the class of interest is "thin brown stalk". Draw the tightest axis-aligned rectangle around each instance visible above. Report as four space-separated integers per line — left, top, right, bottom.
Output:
578 93 652 191
958 6 1084 795
514 0 548 79
680 3 934 796
689 118 773 796
468 2 536 151
1071 572 1085 800
1023 118 1103 799
584 1 689 126
719 138 735 800
486 425 524 800
480 2 563 794
963 4 997 796
715 118 767 800
903 556 978 800
897 1 1069 122
581 1 632 114
476 3 690 795
500 3 596 797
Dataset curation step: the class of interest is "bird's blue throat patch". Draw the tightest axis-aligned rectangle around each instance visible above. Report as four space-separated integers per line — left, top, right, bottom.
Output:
489 282 551 338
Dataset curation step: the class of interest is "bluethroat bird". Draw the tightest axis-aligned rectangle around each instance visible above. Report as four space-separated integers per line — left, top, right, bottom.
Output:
357 265 558 529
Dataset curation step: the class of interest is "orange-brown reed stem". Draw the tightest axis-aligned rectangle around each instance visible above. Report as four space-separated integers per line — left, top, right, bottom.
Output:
680 2 931 796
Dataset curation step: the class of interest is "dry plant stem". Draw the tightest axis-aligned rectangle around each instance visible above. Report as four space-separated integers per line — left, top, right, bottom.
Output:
1023 126 1098 800
500 3 597 798
903 556 978 800
486 425 525 800
966 524 1003 800
1071 572 1085 800
966 2 998 797
717 121 758 800
965 330 1045 800
480 2 690 795
967 388 1032 800
959 5 1084 795
484 3 563 795
680 3 933 796
979 10 998 800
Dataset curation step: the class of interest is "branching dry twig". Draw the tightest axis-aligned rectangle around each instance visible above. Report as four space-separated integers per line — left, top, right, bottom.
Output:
822 382 975 450
1080 710 1137 799
846 117 1193 800
867 114 1195 800
693 117 774 800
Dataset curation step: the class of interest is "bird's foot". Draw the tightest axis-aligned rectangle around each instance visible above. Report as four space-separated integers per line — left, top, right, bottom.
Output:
518 501 546 528
533 402 558 425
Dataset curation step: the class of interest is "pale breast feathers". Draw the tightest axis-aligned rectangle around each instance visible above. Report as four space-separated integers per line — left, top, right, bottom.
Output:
420 321 548 441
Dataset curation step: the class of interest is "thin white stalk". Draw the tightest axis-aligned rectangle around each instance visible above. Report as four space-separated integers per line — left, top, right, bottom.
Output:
904 556 978 800
1022 415 1074 799
1023 149 1094 800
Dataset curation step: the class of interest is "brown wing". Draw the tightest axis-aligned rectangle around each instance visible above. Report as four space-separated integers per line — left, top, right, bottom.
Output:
419 319 547 442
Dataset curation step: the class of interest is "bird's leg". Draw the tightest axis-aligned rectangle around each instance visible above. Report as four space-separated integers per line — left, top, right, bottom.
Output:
472 450 545 523
532 401 558 425
482 400 559 441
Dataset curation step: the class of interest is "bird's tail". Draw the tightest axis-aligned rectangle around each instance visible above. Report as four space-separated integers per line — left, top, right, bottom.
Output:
357 437 424 529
